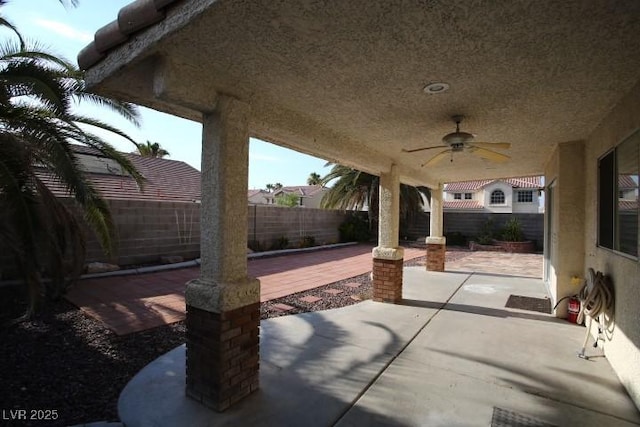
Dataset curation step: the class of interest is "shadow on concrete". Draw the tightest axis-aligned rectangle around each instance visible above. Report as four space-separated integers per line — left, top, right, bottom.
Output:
445 269 543 280
427 348 640 425
119 305 413 426
401 298 565 324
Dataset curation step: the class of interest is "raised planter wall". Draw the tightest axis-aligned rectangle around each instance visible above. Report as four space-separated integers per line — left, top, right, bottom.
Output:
404 212 544 250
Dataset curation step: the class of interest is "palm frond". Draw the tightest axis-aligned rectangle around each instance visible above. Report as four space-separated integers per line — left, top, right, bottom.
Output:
74 91 141 127
0 16 24 50
0 61 71 114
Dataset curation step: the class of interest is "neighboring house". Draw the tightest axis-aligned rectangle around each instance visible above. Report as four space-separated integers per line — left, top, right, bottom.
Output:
440 177 543 213
247 189 270 205
619 175 638 201
38 145 201 202
258 185 328 208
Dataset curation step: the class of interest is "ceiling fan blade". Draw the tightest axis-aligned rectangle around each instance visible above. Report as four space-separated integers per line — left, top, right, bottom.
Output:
421 150 451 167
402 145 448 153
469 146 511 162
471 141 511 150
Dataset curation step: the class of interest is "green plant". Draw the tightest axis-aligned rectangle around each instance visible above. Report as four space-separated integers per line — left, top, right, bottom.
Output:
299 235 316 248
0 9 144 319
320 164 430 231
135 140 170 158
275 193 300 207
270 236 289 250
338 214 371 242
501 218 525 242
475 218 495 245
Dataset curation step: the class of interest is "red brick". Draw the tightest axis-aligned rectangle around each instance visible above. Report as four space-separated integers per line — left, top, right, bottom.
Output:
186 303 260 412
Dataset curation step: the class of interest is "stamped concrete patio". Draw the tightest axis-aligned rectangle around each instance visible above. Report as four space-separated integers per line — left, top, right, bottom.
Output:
66 244 428 334
118 267 640 427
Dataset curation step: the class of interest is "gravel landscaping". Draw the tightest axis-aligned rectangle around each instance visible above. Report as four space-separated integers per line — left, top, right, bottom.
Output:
0 249 470 426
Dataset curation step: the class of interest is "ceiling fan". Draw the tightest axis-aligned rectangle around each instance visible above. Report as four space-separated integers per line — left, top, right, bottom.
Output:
402 115 511 167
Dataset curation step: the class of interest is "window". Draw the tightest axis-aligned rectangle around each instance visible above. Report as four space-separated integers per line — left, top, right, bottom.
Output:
454 193 462 200
598 129 639 257
517 190 533 203
464 193 473 200
490 189 505 204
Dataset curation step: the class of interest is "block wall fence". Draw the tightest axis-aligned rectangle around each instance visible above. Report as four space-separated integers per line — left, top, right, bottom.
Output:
0 200 544 278
405 212 545 250
82 201 350 267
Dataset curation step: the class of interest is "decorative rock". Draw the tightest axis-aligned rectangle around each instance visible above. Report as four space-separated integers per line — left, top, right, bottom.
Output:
160 255 184 264
85 262 120 274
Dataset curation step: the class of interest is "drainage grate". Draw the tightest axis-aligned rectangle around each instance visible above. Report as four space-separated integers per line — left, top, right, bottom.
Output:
491 407 557 427
505 295 552 314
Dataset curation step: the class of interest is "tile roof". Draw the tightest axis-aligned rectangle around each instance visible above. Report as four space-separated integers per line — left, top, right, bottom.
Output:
38 145 201 202
275 185 325 197
618 200 639 211
444 176 542 192
443 200 484 210
248 189 269 198
78 0 181 70
444 180 492 192
619 175 638 190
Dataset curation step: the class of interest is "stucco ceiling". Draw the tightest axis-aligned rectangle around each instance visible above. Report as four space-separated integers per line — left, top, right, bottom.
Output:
84 0 640 187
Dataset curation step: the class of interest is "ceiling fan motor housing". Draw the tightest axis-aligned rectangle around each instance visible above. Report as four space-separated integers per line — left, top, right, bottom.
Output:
443 131 474 148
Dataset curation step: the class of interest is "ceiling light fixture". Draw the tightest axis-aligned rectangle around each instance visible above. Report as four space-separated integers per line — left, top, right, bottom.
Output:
423 82 450 94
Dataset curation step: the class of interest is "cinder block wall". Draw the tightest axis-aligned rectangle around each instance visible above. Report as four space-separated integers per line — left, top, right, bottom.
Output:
248 205 347 249
87 199 201 266
405 212 544 249
0 201 351 278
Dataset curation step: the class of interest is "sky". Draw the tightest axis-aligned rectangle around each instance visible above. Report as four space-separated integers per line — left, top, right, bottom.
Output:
3 0 331 189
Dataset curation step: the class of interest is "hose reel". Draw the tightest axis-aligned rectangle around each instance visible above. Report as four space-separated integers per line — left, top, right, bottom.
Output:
577 268 615 360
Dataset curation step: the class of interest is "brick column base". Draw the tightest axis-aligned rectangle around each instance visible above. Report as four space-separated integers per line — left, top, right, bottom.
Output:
372 258 403 303
426 243 446 272
185 303 260 411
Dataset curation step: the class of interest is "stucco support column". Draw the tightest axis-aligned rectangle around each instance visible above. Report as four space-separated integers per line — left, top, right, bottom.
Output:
426 183 446 271
546 141 585 318
372 164 404 303
184 96 260 411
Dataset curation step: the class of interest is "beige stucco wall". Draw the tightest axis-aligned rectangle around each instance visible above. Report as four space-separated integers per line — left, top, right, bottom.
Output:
582 81 640 409
544 141 586 317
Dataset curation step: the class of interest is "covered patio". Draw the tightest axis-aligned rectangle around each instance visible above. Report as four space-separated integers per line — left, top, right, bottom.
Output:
118 268 640 426
78 0 640 420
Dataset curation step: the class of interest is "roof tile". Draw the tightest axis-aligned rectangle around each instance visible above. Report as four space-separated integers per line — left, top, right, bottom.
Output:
444 177 542 192
443 200 484 210
79 0 180 69
37 145 201 202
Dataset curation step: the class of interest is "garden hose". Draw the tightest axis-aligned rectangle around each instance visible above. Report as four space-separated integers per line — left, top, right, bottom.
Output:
577 268 614 360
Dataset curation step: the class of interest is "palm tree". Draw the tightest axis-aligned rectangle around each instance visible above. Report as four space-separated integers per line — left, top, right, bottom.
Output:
135 140 170 158
307 172 322 186
0 10 144 319
265 183 275 192
320 164 430 231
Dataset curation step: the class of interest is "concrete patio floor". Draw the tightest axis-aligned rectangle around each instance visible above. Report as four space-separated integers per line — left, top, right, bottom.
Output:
118 268 640 427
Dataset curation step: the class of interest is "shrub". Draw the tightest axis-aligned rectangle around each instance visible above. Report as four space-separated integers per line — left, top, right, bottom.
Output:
299 235 316 248
339 214 370 242
270 236 289 250
501 218 525 242
475 218 495 245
